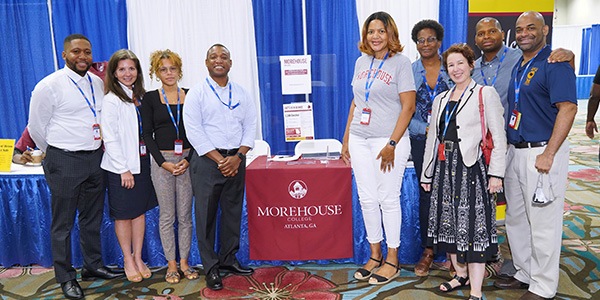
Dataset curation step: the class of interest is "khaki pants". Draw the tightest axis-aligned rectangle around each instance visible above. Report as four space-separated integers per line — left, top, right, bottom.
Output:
504 142 569 298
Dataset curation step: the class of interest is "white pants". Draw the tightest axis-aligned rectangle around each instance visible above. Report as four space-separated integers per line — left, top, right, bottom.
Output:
349 134 410 248
504 142 569 298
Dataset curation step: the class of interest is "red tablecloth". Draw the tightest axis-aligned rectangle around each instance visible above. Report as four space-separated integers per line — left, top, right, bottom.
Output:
246 156 353 260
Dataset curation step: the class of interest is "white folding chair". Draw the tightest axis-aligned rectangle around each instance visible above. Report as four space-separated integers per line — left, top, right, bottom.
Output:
294 139 342 156
247 139 271 157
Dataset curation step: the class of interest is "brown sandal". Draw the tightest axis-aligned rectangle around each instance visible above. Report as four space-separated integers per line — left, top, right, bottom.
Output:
165 270 180 284
414 250 434 277
182 267 199 280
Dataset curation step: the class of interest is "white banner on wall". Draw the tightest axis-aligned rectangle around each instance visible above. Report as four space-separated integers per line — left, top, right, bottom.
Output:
280 55 312 95
283 102 314 141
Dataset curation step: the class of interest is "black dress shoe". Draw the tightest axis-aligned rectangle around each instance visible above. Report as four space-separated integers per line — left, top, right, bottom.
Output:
494 275 529 290
61 279 84 299
220 262 254 275
81 266 124 281
205 267 223 290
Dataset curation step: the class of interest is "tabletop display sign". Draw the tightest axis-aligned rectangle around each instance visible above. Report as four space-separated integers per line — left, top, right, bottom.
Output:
246 157 353 261
0 139 15 172
280 55 312 95
283 102 315 141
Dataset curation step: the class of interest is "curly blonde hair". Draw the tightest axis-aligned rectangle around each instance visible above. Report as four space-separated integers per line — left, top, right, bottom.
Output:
149 49 183 81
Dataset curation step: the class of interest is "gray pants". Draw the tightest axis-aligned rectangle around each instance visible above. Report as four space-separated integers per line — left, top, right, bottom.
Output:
150 150 194 261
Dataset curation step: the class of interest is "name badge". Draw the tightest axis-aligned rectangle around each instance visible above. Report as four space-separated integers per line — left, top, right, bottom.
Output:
360 107 372 125
508 109 522 130
174 139 183 155
427 110 432 124
139 141 147 156
92 124 101 140
437 142 446 161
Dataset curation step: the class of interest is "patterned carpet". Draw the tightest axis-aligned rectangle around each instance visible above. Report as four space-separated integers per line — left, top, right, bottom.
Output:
1 102 598 299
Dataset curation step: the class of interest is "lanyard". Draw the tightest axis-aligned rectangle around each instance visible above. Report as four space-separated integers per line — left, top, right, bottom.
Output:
441 86 467 138
161 87 181 139
69 74 97 121
364 51 389 104
421 71 442 103
135 105 143 138
206 78 239 110
513 46 546 106
480 47 507 87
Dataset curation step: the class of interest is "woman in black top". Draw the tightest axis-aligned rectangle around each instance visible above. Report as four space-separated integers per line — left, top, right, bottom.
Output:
140 49 197 284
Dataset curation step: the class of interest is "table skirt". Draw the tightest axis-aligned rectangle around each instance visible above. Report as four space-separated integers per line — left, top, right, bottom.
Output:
0 168 421 268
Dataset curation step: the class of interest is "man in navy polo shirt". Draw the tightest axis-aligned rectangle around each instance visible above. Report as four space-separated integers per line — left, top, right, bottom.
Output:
496 11 577 300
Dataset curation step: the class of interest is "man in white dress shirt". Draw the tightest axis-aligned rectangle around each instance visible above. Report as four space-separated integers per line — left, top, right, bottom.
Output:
28 34 122 300
183 44 257 290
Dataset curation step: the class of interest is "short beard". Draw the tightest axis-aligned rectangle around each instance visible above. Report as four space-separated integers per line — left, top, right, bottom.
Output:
66 61 91 77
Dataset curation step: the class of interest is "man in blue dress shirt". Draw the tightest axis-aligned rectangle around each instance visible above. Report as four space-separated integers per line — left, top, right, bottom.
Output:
183 44 257 291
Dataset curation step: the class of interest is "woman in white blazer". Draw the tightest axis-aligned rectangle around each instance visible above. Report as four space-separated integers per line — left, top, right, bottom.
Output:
101 49 157 283
420 44 506 300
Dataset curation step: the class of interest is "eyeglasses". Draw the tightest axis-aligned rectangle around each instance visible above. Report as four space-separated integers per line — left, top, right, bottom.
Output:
158 66 178 74
416 37 438 45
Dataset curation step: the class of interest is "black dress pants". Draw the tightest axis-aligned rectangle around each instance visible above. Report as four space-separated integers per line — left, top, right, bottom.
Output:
190 153 245 273
43 146 105 283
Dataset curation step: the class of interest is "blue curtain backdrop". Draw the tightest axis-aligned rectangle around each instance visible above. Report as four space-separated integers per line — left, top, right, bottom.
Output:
51 0 128 67
306 0 361 146
579 25 600 75
252 0 306 155
439 0 468 52
252 0 360 155
580 27 591 75
0 0 54 140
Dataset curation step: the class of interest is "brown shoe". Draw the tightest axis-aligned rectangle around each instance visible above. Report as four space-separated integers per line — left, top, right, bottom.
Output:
494 276 529 290
519 291 553 300
414 248 434 277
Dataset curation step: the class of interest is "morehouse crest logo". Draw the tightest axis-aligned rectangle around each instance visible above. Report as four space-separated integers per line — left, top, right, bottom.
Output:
288 180 307 199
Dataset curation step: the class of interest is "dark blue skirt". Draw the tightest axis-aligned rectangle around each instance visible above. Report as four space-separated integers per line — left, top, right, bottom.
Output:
106 155 158 220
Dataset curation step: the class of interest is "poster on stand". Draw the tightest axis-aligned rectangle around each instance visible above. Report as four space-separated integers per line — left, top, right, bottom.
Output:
280 55 312 95
283 102 314 142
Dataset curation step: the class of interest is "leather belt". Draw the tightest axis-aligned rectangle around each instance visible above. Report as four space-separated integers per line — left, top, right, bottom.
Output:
512 141 548 149
216 148 239 156
48 145 101 154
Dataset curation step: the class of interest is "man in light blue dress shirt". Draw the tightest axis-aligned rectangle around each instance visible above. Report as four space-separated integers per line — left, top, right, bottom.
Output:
183 44 257 291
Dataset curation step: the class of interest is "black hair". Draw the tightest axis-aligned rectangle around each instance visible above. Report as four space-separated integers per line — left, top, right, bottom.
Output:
411 19 444 43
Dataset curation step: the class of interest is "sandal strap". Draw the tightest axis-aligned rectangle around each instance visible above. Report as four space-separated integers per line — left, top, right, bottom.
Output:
165 271 180 283
369 257 383 265
183 268 197 274
440 281 453 292
453 274 469 286
355 268 371 278
384 261 400 271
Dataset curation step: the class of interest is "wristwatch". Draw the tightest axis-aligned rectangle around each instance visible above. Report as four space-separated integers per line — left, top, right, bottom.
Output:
237 152 246 160
388 140 397 147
